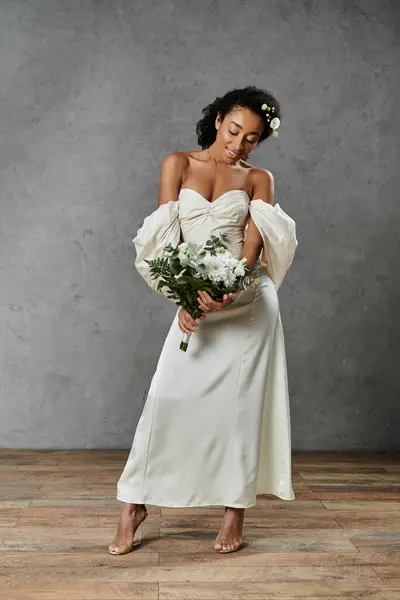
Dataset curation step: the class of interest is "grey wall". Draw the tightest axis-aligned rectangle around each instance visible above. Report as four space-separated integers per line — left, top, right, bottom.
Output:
1 0 399 450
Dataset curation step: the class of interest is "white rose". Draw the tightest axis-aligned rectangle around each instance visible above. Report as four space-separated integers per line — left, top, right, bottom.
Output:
270 117 280 130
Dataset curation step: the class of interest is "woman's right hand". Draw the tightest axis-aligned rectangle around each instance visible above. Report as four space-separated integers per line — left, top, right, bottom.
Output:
178 307 205 335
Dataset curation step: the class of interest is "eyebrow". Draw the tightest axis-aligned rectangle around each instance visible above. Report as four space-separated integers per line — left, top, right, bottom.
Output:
230 121 260 136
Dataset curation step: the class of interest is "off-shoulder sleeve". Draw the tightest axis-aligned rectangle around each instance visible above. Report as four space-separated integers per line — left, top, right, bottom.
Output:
249 199 298 291
132 200 180 297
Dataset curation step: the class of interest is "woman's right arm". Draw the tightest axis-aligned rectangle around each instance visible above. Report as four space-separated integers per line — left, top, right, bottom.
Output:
157 153 203 334
158 152 187 207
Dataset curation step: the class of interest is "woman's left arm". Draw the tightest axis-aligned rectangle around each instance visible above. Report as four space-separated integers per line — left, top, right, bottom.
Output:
240 168 275 272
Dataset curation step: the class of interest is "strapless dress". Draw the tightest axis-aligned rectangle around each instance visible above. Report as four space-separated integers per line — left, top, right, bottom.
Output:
117 188 298 507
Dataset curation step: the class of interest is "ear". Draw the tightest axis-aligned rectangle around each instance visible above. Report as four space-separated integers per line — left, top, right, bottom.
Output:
215 111 222 130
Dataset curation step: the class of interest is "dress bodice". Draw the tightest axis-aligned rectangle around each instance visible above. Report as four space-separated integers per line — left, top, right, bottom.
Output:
133 191 298 295
178 188 250 259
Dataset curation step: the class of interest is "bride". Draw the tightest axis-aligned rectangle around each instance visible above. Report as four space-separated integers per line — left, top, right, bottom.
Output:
108 85 298 555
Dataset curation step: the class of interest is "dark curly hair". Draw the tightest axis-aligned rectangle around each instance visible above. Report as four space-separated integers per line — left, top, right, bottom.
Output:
196 86 281 149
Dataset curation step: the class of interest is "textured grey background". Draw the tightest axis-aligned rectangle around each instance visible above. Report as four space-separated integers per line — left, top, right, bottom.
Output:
1 0 399 450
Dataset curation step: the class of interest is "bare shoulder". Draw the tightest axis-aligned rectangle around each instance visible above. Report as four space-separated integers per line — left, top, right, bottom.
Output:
247 165 275 205
158 152 190 206
161 151 189 175
245 163 274 183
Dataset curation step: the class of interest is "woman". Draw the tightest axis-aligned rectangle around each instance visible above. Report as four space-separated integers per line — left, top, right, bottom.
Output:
108 86 298 555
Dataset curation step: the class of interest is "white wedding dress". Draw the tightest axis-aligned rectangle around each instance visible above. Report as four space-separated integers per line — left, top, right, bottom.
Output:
117 188 298 507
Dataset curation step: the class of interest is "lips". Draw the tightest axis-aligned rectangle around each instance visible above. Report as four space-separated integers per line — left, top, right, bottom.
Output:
226 148 240 159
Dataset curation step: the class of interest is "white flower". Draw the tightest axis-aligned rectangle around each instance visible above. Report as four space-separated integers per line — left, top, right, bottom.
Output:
224 270 237 287
270 117 280 130
234 263 245 277
178 243 191 266
261 103 268 111
178 254 190 266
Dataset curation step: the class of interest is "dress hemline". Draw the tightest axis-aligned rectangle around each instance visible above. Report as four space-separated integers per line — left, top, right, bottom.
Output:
116 491 296 508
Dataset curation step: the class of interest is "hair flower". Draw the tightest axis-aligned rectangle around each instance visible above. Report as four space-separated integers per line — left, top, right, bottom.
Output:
270 117 280 130
261 103 268 111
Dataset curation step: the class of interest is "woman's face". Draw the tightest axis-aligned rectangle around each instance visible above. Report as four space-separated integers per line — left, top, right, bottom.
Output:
215 107 264 162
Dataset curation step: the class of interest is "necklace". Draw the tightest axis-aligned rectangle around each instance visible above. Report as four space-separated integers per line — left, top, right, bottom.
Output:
206 148 239 168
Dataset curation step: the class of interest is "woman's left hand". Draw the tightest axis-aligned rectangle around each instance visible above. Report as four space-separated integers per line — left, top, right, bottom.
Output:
197 290 239 313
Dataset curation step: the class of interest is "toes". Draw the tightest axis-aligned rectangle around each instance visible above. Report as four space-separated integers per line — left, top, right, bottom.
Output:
108 542 126 555
219 539 241 552
223 542 233 552
214 529 243 552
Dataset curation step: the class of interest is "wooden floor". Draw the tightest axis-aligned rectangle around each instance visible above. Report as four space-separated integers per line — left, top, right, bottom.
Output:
0 451 399 599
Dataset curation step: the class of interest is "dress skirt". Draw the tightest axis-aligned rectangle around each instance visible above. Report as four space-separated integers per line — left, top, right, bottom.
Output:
117 271 294 507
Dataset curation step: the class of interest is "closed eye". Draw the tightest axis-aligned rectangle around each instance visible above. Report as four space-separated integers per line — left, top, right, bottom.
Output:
229 131 257 144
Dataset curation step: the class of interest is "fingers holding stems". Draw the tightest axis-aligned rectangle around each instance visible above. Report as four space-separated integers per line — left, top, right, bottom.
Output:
197 290 237 312
178 290 238 336
178 308 205 335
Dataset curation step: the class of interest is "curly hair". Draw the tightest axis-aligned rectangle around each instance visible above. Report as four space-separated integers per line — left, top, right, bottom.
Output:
196 86 281 149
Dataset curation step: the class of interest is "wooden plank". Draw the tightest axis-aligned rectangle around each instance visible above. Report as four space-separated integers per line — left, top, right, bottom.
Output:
30 498 122 507
322 501 400 510
158 581 400 599
349 529 400 551
0 501 31 508
160 551 400 567
373 565 400 580
298 472 400 483
0 581 157 600
0 550 159 566
0 565 381 582
159 513 341 530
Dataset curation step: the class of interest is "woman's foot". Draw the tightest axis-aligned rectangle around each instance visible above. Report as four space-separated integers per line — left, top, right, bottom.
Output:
108 503 148 555
214 507 245 553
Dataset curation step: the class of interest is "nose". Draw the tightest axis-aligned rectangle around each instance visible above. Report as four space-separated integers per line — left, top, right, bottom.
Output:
236 139 246 151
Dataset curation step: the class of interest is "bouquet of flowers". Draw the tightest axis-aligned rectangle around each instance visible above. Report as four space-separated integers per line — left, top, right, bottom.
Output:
145 235 256 351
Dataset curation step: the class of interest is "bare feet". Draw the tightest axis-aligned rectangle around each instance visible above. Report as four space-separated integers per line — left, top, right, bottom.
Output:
108 503 148 555
214 507 244 553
